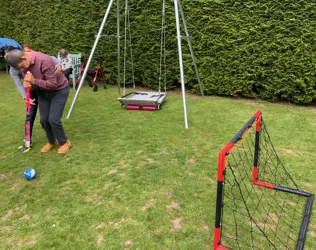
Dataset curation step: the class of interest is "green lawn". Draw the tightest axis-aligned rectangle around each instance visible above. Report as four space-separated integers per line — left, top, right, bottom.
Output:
0 72 315 250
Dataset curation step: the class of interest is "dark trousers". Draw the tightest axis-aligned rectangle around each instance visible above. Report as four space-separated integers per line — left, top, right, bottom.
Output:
63 68 73 80
38 86 69 146
25 91 38 141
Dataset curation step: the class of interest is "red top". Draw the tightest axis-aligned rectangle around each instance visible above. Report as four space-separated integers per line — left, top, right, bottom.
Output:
25 51 68 91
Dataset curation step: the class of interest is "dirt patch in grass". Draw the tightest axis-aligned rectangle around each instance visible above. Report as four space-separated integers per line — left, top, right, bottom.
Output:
201 223 210 231
96 222 106 229
104 183 111 190
185 171 195 176
19 214 30 221
119 160 128 168
97 233 103 246
1 210 13 221
86 190 103 205
285 200 296 207
109 218 129 227
160 149 169 155
18 235 37 246
140 199 155 212
280 148 304 156
108 169 119 174
305 183 313 188
166 202 179 210
137 149 143 154
138 158 156 167
44 208 55 219
124 240 133 246
62 179 76 185
186 158 196 165
310 223 316 229
0 173 11 180
267 213 279 221
1 226 13 232
9 184 21 190
165 190 173 197
171 217 183 231
250 220 276 229
223 232 236 239
83 168 90 173
308 231 316 238
145 158 155 163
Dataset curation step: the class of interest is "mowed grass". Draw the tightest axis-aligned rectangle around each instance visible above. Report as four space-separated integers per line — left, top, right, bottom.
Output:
0 72 315 250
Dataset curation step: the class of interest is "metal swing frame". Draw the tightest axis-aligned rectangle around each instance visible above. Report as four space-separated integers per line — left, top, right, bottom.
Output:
118 0 168 111
66 0 203 129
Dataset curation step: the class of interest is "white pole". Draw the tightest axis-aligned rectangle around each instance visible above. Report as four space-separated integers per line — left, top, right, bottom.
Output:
117 0 121 93
123 0 128 95
67 0 116 119
174 0 189 128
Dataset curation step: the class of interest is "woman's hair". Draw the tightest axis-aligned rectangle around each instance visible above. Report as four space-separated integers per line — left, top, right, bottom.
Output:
22 44 31 51
1 45 19 57
58 49 69 59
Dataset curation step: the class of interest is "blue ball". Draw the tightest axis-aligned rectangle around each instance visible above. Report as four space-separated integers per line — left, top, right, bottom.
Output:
24 168 36 180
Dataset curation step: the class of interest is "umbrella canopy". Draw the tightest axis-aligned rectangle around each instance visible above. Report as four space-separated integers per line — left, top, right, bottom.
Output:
0 38 22 50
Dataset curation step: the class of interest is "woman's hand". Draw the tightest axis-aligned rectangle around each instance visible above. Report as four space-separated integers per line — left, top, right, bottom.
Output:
23 73 34 88
54 65 62 76
30 98 36 105
23 98 36 105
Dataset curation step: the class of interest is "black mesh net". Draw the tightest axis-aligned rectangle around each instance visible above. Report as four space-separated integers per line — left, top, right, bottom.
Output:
220 119 308 250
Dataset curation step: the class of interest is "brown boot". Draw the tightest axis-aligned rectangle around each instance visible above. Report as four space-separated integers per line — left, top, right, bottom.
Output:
57 140 71 154
40 141 58 153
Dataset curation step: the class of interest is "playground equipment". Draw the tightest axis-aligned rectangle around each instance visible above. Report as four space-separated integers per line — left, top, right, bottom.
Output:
67 0 204 128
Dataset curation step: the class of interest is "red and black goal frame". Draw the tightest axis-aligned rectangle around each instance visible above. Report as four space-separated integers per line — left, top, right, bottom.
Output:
214 110 314 250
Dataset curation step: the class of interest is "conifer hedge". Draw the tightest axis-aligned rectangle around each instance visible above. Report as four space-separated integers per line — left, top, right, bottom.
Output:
1 0 316 103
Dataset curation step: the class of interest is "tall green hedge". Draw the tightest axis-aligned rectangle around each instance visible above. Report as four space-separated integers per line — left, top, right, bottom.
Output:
1 0 316 104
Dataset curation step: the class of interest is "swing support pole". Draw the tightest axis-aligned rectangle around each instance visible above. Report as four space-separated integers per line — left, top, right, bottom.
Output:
67 0 116 119
117 0 121 93
174 0 189 128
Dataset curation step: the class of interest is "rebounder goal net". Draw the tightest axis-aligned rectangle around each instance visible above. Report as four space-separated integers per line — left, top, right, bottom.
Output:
214 110 314 250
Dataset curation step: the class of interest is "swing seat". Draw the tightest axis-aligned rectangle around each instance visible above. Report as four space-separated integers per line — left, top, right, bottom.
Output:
118 91 167 110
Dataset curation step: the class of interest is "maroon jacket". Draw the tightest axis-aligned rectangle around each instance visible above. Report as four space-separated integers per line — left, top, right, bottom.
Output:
24 51 68 91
